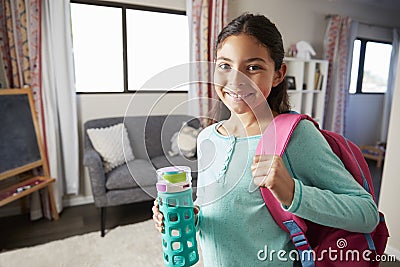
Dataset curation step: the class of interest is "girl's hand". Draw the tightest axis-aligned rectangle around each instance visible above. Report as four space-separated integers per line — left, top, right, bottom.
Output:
152 199 164 233
152 199 201 233
251 154 295 206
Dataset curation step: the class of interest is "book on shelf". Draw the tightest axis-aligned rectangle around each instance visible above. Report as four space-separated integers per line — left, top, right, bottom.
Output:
314 71 324 90
317 74 324 90
314 70 320 89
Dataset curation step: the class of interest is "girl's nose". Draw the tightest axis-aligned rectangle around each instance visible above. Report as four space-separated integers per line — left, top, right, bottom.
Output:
228 71 246 90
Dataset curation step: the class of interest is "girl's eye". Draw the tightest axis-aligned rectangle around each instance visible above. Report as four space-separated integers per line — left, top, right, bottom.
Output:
248 65 262 71
218 63 231 71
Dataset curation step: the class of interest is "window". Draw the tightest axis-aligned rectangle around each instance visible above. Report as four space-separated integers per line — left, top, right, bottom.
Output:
70 1 189 93
126 10 189 91
71 4 124 92
349 39 392 94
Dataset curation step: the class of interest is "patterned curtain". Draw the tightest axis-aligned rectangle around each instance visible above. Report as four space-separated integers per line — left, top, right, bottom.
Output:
323 15 352 134
0 0 52 219
187 0 228 126
0 0 42 113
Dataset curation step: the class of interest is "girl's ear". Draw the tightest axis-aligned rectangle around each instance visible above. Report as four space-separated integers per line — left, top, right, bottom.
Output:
272 63 287 87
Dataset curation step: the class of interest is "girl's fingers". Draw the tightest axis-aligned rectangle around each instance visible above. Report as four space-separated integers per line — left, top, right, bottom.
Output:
251 160 272 177
152 204 159 214
152 210 163 221
155 226 163 233
251 164 269 177
253 154 274 163
152 200 164 233
253 175 267 187
153 212 163 223
252 154 282 178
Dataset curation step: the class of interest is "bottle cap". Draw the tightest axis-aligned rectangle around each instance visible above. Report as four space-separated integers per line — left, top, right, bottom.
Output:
156 166 192 193
163 171 186 183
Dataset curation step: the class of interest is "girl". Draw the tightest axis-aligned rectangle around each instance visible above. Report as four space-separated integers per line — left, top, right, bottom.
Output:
153 13 379 266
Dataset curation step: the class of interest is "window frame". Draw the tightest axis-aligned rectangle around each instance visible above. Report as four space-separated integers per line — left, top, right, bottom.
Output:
71 0 187 94
351 37 392 95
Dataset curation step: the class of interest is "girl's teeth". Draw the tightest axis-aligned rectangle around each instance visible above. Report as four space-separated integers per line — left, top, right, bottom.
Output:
225 91 252 102
226 91 250 99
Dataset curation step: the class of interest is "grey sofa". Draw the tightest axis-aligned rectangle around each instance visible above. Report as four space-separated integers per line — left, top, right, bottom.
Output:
83 115 200 236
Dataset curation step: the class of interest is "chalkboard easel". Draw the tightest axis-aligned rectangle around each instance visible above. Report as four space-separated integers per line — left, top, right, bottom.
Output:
0 88 59 220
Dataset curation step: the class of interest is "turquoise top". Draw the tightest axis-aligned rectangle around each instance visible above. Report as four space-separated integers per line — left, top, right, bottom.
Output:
195 120 379 267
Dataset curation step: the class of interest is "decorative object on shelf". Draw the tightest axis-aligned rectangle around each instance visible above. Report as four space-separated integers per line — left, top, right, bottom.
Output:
295 41 316 60
286 76 296 90
314 67 324 90
287 44 297 57
284 57 329 125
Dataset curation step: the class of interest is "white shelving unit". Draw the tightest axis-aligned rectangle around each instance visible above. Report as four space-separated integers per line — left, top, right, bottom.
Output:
284 57 329 125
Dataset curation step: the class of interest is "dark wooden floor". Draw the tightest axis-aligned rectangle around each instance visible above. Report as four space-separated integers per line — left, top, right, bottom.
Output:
0 200 154 252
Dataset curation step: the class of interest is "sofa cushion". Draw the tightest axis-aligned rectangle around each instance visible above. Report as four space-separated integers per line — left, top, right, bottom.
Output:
87 123 135 173
106 159 157 190
169 124 201 158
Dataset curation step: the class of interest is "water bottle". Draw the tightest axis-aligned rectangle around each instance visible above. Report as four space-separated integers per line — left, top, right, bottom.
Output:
156 166 199 267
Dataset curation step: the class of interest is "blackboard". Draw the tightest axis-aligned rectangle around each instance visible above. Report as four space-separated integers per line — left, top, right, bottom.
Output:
0 89 58 219
0 89 43 177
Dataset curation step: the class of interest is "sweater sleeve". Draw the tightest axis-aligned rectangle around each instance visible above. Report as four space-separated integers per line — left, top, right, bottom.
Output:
282 120 379 233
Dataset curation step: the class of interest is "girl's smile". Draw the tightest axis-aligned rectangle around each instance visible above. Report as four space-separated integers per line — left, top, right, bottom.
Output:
222 88 255 103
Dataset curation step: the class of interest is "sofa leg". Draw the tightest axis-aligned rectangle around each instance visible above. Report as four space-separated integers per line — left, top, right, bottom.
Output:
100 207 106 237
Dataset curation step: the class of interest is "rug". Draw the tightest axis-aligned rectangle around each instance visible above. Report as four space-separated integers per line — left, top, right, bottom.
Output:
0 220 204 267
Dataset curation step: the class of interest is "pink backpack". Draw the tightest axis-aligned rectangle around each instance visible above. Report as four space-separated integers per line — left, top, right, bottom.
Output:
255 113 389 267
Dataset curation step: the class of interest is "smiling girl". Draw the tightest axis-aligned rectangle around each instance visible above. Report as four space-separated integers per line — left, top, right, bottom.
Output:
153 13 378 266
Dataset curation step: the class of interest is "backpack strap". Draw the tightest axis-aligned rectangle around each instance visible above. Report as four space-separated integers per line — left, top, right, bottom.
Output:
256 113 315 266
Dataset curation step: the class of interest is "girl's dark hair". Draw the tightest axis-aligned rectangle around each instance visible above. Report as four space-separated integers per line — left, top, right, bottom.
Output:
215 13 290 114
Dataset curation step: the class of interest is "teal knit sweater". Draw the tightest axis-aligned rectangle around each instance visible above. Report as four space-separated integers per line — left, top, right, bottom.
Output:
195 120 379 267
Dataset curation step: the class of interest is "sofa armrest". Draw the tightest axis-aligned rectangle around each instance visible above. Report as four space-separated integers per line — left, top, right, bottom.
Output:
83 147 102 167
83 147 108 206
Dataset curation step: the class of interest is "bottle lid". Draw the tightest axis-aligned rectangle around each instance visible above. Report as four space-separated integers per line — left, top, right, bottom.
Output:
156 166 192 193
163 171 186 183
156 166 191 183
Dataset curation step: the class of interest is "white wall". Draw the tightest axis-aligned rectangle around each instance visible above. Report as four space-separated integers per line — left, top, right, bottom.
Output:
379 50 400 259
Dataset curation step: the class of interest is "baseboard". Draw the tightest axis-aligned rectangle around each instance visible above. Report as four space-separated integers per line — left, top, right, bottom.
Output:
385 245 400 261
0 203 21 218
0 195 94 218
62 195 94 207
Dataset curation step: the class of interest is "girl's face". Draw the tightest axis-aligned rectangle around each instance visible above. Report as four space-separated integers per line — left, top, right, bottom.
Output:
214 33 286 115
